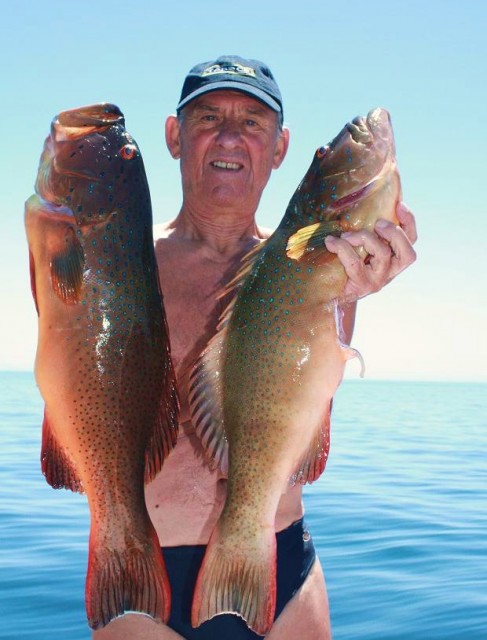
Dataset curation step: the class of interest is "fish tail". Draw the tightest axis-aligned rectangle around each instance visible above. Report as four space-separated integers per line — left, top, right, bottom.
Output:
86 530 170 630
191 525 276 635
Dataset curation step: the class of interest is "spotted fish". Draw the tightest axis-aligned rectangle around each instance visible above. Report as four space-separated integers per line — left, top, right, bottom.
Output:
25 104 179 629
189 108 401 634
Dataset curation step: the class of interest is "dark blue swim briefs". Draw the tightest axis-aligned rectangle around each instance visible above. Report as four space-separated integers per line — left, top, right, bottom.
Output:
162 518 316 639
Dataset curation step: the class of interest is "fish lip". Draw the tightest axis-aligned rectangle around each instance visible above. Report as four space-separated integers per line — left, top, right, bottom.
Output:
56 103 124 127
366 107 390 129
53 103 124 140
345 108 391 145
346 117 372 144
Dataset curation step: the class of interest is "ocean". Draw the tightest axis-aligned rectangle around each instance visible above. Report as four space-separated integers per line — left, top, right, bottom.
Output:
0 372 486 639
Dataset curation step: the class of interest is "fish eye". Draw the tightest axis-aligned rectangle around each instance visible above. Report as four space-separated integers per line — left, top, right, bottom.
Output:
120 144 137 160
316 147 327 158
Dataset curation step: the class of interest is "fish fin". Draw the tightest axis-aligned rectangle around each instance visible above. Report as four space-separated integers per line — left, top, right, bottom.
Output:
144 225 180 483
116 313 179 484
144 361 179 483
343 344 365 377
86 528 171 629
189 239 270 471
188 329 229 474
148 221 180 475
49 227 85 304
335 302 366 377
217 239 269 306
29 250 40 315
291 403 331 485
191 524 276 635
286 221 342 261
41 409 84 493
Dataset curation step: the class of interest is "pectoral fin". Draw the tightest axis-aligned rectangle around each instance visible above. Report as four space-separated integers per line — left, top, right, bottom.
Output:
29 250 39 316
50 227 85 304
286 221 343 261
41 409 84 492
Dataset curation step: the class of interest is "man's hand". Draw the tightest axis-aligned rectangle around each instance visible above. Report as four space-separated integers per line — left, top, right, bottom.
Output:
324 202 417 302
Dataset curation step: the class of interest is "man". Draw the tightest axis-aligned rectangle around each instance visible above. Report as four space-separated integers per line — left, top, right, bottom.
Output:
94 55 417 640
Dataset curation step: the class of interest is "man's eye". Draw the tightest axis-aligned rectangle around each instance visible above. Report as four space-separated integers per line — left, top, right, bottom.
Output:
245 119 257 126
202 115 217 121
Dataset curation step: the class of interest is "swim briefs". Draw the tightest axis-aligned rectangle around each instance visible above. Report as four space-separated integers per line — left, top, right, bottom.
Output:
162 518 316 639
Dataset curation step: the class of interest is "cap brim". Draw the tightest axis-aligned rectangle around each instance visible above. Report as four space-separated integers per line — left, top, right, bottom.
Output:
176 81 282 113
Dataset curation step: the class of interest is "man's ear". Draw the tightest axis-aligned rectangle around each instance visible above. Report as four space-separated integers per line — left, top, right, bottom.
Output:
165 115 181 159
272 126 290 170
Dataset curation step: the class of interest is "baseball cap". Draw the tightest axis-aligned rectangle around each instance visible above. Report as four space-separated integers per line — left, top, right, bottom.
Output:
176 55 283 122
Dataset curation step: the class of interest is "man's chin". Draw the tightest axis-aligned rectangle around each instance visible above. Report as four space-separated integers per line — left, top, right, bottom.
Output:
209 185 253 208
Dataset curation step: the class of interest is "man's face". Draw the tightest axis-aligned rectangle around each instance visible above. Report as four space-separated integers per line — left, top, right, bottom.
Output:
166 90 289 214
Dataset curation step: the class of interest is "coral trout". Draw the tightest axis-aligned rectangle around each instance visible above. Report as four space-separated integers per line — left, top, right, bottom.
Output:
189 108 401 634
25 104 179 629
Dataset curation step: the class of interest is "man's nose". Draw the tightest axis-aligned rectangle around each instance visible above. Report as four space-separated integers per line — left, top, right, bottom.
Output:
215 120 244 147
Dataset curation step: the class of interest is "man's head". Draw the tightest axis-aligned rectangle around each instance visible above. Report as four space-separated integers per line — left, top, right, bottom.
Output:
166 55 289 215
176 55 283 127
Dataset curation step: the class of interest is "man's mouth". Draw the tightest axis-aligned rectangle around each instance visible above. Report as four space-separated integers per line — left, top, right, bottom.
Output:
210 160 242 171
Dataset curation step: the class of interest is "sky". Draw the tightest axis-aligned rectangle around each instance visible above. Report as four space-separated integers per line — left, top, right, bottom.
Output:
1 0 486 382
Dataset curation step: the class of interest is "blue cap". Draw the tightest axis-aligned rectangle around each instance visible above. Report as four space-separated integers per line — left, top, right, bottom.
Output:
176 55 283 121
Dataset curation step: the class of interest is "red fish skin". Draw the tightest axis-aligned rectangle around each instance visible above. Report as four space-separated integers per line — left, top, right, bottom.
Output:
25 104 178 629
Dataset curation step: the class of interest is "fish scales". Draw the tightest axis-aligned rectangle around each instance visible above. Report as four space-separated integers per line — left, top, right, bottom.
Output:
189 108 402 634
25 104 179 629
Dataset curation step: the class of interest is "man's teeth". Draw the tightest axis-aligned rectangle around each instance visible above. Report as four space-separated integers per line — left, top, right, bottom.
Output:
211 161 241 170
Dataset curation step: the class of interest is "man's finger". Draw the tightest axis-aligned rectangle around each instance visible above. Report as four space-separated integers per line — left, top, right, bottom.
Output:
396 201 418 244
374 218 417 278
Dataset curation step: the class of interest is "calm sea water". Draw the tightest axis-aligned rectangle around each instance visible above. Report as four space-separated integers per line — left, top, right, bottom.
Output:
0 372 486 640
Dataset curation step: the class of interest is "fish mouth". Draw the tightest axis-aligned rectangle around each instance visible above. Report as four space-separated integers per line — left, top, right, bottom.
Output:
53 103 125 140
346 108 390 144
346 116 373 144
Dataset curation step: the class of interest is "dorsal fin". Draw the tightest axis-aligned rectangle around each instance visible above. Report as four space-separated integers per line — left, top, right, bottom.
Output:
218 239 269 300
188 239 273 472
215 237 270 332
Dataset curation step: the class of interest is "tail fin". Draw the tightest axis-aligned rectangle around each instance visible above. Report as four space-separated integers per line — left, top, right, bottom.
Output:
85 533 170 630
191 525 276 635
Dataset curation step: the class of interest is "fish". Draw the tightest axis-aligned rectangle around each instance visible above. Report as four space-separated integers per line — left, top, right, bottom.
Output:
188 107 401 634
24 103 179 630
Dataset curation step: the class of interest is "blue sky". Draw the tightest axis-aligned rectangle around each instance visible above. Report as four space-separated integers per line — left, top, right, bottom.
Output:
1 0 486 381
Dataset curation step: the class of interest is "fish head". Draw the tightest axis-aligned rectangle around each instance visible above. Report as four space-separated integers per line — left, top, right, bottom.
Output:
289 108 397 226
35 103 150 226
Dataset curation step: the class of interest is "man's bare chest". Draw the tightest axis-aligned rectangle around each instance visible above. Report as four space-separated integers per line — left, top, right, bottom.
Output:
157 254 236 371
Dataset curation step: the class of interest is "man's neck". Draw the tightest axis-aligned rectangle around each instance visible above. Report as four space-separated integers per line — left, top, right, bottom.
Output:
168 202 261 257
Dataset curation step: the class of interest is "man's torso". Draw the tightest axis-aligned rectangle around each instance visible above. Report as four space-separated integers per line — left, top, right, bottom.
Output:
145 222 304 546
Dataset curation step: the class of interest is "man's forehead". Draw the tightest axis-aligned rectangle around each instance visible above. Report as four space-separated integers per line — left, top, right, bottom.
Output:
187 91 276 116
